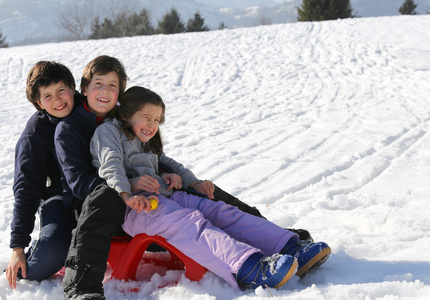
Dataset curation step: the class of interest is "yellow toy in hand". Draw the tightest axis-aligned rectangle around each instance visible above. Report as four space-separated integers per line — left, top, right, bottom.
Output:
150 198 158 210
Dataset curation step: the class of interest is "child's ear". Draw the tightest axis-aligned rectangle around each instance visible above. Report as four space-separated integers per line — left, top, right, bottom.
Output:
37 100 45 110
83 87 87 96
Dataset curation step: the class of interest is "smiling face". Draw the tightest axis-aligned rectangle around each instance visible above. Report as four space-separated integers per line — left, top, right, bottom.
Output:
127 104 163 143
36 81 75 118
83 71 120 118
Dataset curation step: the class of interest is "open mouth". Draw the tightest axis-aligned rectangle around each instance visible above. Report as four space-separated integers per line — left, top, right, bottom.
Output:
97 97 110 103
55 103 67 111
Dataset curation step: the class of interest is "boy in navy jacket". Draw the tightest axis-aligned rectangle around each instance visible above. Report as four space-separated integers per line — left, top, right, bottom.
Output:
6 61 80 289
55 56 128 300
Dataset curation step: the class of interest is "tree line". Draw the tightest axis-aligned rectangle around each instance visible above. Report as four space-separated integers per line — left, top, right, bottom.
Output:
88 8 209 40
0 0 427 48
298 0 422 21
85 0 427 40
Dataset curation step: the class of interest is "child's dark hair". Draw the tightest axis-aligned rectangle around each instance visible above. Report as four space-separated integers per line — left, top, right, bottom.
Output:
116 86 166 156
80 55 128 97
26 61 75 111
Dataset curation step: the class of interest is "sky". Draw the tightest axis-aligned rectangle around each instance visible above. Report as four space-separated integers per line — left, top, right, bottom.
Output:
0 10 430 300
0 0 430 45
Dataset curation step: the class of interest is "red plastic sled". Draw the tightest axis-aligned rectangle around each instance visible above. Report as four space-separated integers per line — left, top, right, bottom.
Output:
108 233 207 282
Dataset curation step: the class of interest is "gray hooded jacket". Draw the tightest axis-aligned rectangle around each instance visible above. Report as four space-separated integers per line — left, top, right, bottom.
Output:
90 119 198 196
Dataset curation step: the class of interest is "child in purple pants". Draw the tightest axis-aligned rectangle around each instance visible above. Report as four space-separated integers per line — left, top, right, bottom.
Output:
123 190 295 288
90 86 331 290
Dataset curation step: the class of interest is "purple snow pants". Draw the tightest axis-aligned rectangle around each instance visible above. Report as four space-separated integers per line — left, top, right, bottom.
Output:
122 191 297 289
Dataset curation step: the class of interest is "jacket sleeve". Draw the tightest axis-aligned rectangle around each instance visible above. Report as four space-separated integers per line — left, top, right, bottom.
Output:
90 122 132 195
159 153 198 188
54 119 105 201
11 132 48 248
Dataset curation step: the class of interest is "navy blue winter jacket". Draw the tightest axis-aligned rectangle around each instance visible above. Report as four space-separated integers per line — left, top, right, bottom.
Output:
11 93 82 249
11 111 64 248
54 104 105 213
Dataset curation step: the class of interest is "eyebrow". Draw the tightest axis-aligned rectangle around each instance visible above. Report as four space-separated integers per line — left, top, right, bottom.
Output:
93 76 119 84
142 113 161 119
40 83 67 96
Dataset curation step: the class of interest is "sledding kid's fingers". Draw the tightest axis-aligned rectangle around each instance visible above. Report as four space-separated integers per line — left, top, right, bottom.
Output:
135 201 145 213
21 264 27 279
144 198 152 212
5 268 11 287
7 268 17 289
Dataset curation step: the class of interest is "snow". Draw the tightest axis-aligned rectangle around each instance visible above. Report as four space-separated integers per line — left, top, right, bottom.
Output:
1 14 430 300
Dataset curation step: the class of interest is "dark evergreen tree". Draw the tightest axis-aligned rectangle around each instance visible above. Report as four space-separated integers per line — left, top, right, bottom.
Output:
218 22 227 30
297 0 354 21
114 13 128 37
0 30 8 48
98 18 117 39
126 9 154 36
89 9 154 39
399 0 418 15
89 17 118 39
156 8 185 34
89 17 103 39
186 11 209 32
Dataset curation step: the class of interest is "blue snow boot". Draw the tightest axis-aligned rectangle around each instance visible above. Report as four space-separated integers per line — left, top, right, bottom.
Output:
281 237 331 277
236 252 298 290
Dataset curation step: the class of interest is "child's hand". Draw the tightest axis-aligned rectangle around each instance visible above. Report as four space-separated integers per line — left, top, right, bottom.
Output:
129 175 160 194
193 180 215 199
121 192 158 213
161 173 182 191
6 249 26 289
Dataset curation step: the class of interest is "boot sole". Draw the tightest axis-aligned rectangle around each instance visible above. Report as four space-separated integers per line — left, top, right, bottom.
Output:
274 258 298 289
296 246 331 277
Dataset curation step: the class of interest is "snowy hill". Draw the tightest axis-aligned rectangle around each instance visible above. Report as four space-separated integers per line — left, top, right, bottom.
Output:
1 14 430 300
1 0 430 46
